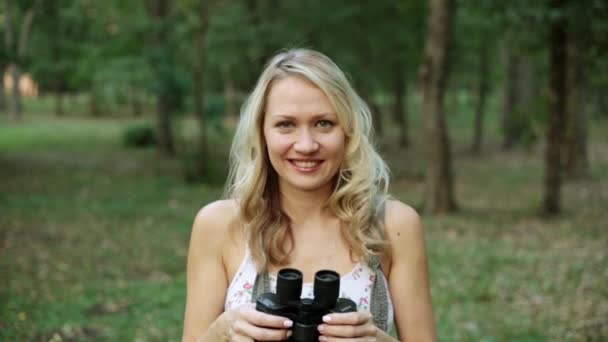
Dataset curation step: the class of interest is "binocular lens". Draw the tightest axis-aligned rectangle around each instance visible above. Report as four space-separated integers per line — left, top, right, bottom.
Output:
281 272 301 280
316 272 338 282
277 268 303 305
313 270 340 309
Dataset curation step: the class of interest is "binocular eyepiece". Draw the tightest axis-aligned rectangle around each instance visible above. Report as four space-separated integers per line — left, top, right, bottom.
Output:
255 268 357 342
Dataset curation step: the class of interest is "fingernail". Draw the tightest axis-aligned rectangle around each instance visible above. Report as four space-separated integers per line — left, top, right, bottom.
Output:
319 336 327 342
322 315 331 322
317 324 324 332
284 320 293 328
287 330 293 337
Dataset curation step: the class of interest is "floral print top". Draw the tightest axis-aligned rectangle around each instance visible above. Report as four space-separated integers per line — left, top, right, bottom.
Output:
224 248 394 331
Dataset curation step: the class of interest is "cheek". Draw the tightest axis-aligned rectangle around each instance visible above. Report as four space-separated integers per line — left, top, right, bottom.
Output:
265 132 292 158
324 133 346 158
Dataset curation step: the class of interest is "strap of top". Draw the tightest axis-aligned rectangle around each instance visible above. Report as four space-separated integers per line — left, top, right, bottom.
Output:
251 270 271 303
367 254 389 331
367 196 389 331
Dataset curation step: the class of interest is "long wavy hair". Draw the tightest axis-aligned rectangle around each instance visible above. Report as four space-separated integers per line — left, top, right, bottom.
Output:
225 48 391 271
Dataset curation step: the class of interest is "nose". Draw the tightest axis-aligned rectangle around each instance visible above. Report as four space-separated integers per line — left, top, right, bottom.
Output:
293 129 319 154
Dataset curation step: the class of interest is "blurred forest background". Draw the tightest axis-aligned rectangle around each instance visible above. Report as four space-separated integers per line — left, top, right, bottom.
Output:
1 0 607 340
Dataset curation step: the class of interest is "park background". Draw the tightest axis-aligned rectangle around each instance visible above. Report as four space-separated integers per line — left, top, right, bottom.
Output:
1 0 607 340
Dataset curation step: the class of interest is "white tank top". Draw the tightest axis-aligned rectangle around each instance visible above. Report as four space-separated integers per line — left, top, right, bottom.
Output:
224 248 394 331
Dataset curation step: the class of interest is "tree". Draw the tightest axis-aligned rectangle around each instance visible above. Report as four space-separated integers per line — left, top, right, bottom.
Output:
146 0 182 157
542 0 568 215
390 0 426 148
28 0 87 116
3 0 42 121
560 0 607 179
419 0 457 214
563 39 589 178
454 1 496 156
487 1 546 151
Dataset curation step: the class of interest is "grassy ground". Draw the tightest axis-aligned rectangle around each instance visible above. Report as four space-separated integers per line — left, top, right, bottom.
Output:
1 98 607 341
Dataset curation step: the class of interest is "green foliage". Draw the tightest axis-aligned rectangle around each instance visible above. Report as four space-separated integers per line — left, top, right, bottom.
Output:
27 0 87 93
123 124 157 148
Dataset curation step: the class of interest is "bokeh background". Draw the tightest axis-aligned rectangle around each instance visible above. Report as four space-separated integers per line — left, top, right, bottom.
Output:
1 0 607 340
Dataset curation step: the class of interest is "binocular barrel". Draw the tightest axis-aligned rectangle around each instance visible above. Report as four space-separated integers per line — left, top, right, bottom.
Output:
277 268 303 305
256 268 357 342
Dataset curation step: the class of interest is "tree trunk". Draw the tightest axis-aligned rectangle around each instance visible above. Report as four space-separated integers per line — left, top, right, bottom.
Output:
150 0 176 157
563 38 589 178
419 0 457 214
542 0 568 215
193 0 210 176
392 68 409 147
471 36 489 156
501 41 519 149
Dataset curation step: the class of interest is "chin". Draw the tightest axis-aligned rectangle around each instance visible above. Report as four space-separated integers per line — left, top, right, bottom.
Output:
284 177 335 192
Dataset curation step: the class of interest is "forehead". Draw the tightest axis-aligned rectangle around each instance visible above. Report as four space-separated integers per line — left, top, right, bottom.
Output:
264 75 336 119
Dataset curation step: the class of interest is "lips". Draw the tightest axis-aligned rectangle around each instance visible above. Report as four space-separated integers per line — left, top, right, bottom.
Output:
288 159 323 171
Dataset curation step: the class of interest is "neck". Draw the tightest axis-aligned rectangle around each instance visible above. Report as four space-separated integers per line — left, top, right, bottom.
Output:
279 183 334 223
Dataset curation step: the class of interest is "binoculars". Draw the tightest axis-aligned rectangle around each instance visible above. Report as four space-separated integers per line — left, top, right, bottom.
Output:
255 268 357 342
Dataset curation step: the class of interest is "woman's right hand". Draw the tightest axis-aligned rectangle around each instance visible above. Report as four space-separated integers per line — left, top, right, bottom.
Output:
222 304 293 341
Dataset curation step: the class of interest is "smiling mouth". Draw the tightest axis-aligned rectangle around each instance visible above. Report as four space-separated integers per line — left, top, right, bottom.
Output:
289 160 323 169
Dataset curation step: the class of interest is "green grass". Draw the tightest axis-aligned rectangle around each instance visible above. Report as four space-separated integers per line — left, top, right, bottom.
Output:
1 99 607 341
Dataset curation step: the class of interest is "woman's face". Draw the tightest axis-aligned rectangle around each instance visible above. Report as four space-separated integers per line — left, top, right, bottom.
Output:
263 75 346 193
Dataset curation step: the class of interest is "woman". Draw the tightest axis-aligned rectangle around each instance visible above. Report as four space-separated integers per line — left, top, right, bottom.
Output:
182 49 436 341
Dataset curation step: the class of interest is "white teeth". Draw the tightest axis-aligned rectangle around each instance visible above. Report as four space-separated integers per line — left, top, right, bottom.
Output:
292 160 320 168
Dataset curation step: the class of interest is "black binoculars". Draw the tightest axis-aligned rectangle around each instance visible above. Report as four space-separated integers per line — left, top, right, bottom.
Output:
255 268 357 342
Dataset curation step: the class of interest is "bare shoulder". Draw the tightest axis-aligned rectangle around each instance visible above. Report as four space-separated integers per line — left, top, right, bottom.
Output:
183 199 241 341
384 199 424 242
193 199 239 227
190 199 241 248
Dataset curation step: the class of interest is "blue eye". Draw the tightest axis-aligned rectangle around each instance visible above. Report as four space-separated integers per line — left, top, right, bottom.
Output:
317 120 334 128
276 121 294 128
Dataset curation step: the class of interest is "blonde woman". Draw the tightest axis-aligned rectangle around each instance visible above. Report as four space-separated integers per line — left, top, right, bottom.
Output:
182 49 436 342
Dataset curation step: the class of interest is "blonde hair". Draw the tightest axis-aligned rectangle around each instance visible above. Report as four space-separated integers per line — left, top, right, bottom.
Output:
225 48 391 271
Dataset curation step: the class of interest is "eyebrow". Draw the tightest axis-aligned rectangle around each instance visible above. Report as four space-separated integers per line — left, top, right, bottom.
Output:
269 113 337 120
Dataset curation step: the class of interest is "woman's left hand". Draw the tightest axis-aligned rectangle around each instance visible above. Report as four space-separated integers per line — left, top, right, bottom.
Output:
317 311 378 341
